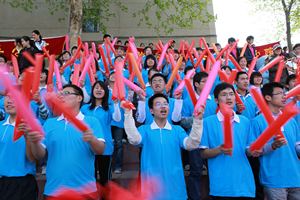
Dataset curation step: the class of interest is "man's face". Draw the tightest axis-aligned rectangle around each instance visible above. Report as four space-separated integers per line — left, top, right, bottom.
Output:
236 74 249 91
274 48 282 55
267 87 286 108
195 77 207 92
294 46 300 56
216 88 236 109
4 95 16 115
150 97 169 119
151 76 165 93
287 78 296 90
40 72 47 82
59 87 82 109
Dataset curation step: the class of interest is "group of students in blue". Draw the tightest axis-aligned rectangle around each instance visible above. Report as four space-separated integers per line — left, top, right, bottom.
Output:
0 32 299 200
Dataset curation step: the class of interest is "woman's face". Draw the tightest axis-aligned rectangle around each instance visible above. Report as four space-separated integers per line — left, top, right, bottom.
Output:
253 76 263 86
62 53 71 61
93 83 105 99
21 39 30 48
32 32 39 41
146 58 155 67
145 48 152 56
239 58 247 68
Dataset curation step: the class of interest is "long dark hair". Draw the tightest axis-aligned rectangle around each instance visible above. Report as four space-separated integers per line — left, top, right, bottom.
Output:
89 81 109 111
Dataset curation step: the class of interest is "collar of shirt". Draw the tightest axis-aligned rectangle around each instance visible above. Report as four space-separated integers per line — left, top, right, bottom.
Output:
2 116 16 127
217 110 240 123
195 93 211 100
57 111 85 121
146 82 151 87
150 120 172 130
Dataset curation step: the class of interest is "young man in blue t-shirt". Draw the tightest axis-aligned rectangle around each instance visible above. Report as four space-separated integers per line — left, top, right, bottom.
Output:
123 93 204 200
0 93 38 200
249 82 300 200
26 84 105 198
200 82 256 199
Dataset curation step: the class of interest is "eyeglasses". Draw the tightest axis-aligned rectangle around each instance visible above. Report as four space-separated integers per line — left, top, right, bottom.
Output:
152 79 164 84
219 92 235 98
59 91 79 96
154 102 169 108
272 91 284 96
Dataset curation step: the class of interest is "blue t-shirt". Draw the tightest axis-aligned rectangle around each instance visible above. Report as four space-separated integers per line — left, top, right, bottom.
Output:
200 113 255 197
0 118 36 177
250 114 300 188
235 92 259 120
42 115 104 196
81 104 114 155
138 122 188 200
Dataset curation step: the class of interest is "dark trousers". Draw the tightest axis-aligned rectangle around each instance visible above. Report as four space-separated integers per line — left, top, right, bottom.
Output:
111 126 124 170
0 174 38 200
187 148 203 200
248 156 264 200
95 155 112 186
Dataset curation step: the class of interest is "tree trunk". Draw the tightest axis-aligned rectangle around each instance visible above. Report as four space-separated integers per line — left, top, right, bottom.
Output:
284 11 293 52
69 0 83 48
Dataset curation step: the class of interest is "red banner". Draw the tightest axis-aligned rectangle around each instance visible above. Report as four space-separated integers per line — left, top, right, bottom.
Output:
0 35 65 60
255 41 280 57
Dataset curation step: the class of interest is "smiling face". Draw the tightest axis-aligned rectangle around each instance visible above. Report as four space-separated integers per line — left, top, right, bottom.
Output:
58 87 82 109
150 97 169 120
4 95 16 115
239 57 247 69
93 83 105 99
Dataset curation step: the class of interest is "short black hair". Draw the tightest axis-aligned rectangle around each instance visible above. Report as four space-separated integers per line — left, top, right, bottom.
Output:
261 82 284 99
62 84 84 106
250 71 262 85
293 43 300 51
238 56 247 63
148 93 169 109
0 54 7 62
286 74 296 85
184 65 194 75
150 73 167 84
221 65 232 72
246 35 254 41
103 34 111 40
214 82 235 99
228 37 236 43
235 71 248 81
193 72 208 90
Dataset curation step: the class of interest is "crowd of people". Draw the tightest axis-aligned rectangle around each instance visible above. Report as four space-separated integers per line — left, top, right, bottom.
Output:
0 30 299 200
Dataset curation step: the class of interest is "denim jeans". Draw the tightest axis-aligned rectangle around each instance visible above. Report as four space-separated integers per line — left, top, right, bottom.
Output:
187 148 203 200
112 126 124 170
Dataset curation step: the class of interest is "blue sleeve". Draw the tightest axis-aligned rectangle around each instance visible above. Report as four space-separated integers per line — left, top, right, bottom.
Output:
249 118 261 145
176 126 188 149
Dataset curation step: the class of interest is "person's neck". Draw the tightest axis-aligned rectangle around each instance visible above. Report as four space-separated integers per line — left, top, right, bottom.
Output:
95 99 102 106
40 82 46 87
196 88 202 96
109 82 114 89
73 108 81 116
237 88 247 96
268 104 281 115
9 115 16 123
154 118 167 128
154 91 163 95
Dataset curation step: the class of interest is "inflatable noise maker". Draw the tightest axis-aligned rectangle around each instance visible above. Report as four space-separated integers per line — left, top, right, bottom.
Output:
0 69 45 141
47 178 160 200
249 101 298 152
219 103 233 156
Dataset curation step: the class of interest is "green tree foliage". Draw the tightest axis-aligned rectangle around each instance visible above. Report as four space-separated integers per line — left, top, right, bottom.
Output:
1 0 215 35
251 0 300 51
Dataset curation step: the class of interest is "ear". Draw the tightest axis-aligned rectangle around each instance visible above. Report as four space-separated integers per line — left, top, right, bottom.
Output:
77 95 83 104
194 82 200 88
264 95 272 102
150 108 154 115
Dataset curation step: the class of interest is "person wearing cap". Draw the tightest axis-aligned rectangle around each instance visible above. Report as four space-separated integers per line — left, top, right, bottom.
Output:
267 44 289 84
